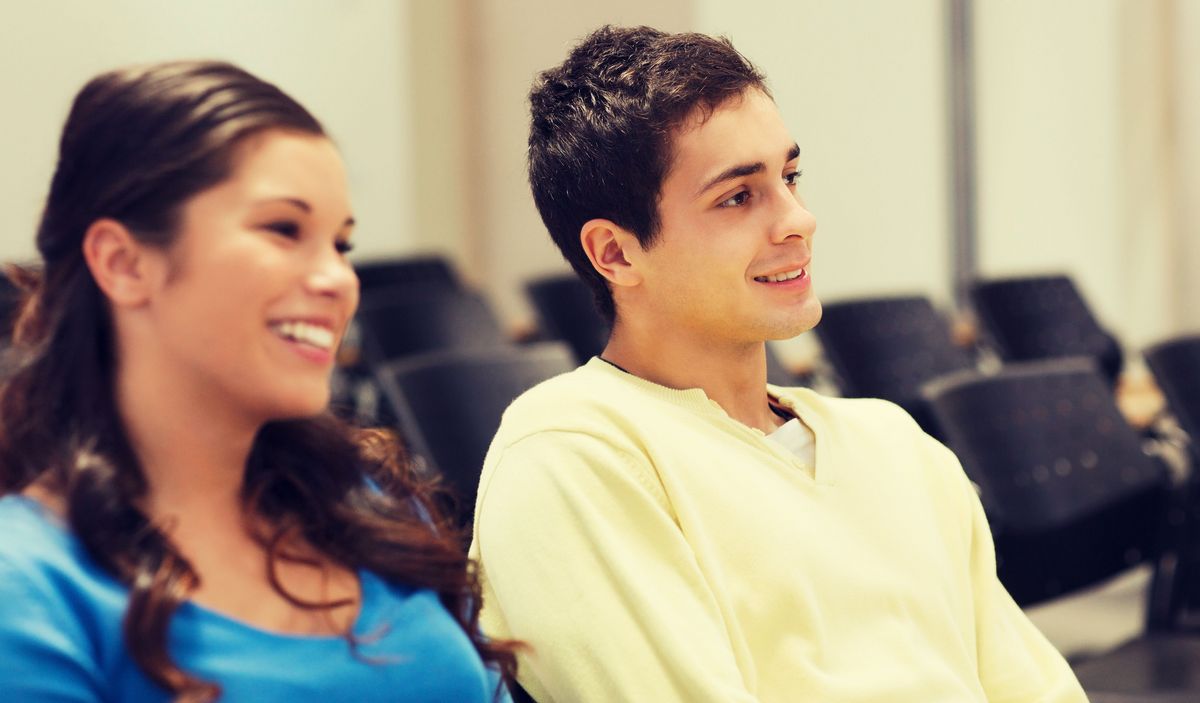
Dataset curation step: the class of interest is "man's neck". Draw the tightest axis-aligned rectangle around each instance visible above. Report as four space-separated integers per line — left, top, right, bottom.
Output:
602 322 784 434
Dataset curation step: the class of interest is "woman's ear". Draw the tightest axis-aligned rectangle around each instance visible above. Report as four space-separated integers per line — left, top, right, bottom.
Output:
580 219 643 289
81 219 157 308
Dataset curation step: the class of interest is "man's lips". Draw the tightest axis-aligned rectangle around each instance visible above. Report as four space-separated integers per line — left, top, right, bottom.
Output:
754 265 809 283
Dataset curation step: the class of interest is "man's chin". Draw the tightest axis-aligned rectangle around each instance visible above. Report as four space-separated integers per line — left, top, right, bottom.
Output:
764 301 822 341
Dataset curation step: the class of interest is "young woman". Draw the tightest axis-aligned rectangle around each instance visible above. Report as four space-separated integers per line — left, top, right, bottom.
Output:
0 61 515 702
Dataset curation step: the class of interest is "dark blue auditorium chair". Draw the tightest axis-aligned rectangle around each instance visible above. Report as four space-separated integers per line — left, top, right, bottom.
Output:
969 274 1124 383
924 358 1200 699
814 294 974 438
373 342 576 529
355 288 510 368
353 254 461 296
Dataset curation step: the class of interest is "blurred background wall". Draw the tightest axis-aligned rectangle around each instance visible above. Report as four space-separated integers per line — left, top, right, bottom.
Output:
1 0 416 261
3 0 1197 357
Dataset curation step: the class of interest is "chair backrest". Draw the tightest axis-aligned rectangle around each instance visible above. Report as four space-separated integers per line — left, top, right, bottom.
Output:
374 342 578 527
1145 334 1200 447
355 288 508 367
353 255 460 295
509 682 538 703
0 274 20 344
1145 335 1200 622
526 273 609 363
969 274 1123 381
815 295 973 401
923 359 1170 605
813 295 973 436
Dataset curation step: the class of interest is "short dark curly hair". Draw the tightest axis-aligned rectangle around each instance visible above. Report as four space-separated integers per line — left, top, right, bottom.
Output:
528 25 768 325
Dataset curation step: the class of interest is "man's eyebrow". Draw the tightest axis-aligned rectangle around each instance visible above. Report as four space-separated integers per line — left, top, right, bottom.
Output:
696 162 764 198
695 143 802 198
254 197 355 228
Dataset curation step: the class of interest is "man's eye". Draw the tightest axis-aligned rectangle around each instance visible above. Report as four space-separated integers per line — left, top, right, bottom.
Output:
265 221 300 238
784 170 804 186
719 191 751 208
335 239 355 255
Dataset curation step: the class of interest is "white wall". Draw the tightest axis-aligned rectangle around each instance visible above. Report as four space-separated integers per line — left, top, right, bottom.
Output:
3 0 1196 351
1171 0 1200 335
438 0 1193 358
468 0 694 327
405 0 475 265
974 0 1123 329
0 0 415 263
973 0 1187 349
696 0 951 364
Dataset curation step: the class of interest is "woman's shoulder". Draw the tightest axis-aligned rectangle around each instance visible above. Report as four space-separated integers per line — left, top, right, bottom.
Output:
0 494 75 568
0 495 129 696
0 490 122 584
0 494 128 626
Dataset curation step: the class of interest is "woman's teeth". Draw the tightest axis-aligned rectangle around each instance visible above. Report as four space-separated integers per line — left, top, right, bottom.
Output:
271 321 335 350
755 268 806 283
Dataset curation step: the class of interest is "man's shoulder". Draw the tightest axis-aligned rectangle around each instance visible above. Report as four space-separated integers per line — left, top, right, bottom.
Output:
498 359 648 437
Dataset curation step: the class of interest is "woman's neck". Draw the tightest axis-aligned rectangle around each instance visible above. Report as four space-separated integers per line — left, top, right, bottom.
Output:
114 350 259 526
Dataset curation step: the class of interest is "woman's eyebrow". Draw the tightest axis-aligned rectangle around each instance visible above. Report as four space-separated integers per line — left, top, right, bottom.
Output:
253 197 354 227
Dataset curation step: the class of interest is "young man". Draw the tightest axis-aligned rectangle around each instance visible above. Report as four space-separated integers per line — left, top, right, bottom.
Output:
470 26 1087 702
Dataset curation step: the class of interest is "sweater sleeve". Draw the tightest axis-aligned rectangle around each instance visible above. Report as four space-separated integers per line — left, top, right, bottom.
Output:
947 450 1089 703
0 556 105 702
474 430 760 703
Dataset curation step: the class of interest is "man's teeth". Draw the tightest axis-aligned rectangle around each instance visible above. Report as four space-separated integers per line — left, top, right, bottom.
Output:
272 321 335 350
755 268 806 283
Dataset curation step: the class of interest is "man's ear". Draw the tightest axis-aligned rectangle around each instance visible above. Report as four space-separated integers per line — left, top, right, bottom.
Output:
580 219 643 288
81 219 157 308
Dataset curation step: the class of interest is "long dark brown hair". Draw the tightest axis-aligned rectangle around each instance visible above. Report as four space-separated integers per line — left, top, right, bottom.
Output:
0 61 516 701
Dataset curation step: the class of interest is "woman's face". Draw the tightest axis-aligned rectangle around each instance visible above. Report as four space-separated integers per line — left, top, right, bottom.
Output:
142 129 359 423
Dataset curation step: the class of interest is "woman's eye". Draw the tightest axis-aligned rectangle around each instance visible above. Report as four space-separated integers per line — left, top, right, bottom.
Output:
335 239 355 255
718 191 751 208
784 170 804 187
265 221 300 238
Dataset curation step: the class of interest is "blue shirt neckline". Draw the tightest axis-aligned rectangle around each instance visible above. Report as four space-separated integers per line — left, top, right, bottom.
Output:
4 494 383 643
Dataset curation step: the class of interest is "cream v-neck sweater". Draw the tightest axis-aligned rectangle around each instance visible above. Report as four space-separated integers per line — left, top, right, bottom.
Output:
470 358 1085 703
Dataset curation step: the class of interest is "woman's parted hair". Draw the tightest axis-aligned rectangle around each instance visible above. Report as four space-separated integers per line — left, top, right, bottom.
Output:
527 25 768 325
0 61 514 700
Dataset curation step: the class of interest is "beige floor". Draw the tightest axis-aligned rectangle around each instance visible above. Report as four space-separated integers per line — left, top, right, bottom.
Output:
1025 565 1153 662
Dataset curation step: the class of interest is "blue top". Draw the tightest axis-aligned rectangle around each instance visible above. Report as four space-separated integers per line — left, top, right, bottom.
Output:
0 496 509 702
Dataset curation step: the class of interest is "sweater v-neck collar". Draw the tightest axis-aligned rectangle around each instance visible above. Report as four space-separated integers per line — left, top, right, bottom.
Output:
587 357 832 484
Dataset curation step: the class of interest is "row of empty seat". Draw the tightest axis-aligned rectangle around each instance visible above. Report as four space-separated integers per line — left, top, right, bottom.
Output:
805 282 1200 696
332 254 1200 698
925 359 1200 693
813 275 1126 439
4 254 1199 697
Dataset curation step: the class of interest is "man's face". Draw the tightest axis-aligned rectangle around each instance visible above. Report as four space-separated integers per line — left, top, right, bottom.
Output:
625 88 820 347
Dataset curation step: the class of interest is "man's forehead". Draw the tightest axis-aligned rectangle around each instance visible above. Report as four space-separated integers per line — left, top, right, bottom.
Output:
665 90 796 187
672 88 756 135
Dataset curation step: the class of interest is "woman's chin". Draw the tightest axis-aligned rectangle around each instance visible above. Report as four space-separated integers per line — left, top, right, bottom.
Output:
262 391 333 423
